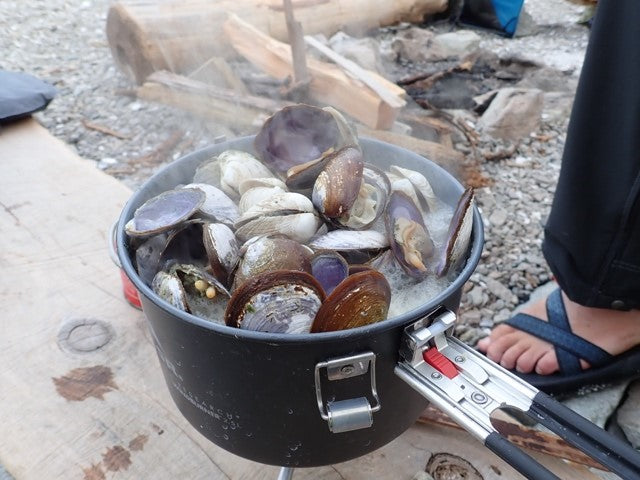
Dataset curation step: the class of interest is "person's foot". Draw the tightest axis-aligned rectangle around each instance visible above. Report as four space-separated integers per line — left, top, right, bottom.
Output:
476 290 640 375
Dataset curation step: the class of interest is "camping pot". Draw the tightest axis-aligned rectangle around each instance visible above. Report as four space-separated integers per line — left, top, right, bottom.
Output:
117 137 640 479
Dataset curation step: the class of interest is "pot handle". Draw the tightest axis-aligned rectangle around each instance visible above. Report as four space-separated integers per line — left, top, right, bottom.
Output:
395 307 640 480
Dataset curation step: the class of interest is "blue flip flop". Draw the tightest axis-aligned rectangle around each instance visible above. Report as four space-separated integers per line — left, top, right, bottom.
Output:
501 289 640 395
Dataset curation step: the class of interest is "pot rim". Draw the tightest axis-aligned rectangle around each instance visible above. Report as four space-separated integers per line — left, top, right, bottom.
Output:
116 137 484 343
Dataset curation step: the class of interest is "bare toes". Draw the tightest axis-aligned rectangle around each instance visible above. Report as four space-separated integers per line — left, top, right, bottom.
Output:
484 331 521 364
515 345 548 374
535 351 560 375
499 342 530 370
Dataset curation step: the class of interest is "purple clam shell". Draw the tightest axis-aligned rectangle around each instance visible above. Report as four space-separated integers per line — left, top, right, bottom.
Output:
310 252 349 295
254 105 340 175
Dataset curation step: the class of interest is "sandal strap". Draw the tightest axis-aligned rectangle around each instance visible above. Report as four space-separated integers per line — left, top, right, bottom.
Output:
504 290 612 374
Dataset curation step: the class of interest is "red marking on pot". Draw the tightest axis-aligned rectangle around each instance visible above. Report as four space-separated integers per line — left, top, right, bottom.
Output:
52 365 118 401
120 269 142 309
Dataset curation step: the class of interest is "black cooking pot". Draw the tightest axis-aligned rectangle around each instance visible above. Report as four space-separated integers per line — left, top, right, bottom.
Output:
118 137 640 479
117 137 484 467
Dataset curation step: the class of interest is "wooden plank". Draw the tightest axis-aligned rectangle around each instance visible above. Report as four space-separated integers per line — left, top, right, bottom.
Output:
0 118 603 480
106 0 448 83
136 70 290 129
303 35 406 109
223 14 402 129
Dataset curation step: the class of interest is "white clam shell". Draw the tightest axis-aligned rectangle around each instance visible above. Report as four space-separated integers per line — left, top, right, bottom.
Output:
389 165 438 212
238 185 286 214
237 192 315 225
235 212 322 243
308 229 389 250
218 150 274 198
204 222 239 276
184 183 240 226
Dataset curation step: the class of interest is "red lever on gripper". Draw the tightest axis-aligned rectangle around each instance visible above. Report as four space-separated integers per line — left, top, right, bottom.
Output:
423 348 459 379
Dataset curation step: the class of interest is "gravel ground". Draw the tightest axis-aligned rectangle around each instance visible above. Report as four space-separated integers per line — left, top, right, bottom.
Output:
1 1 590 337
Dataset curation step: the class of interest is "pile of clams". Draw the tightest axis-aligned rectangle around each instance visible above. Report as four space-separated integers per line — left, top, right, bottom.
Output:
125 104 474 335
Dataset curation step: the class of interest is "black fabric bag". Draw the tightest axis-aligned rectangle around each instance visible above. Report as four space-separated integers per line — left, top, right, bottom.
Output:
0 70 57 124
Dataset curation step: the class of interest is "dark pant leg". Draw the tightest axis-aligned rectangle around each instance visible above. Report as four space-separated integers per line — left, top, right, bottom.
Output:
542 0 640 310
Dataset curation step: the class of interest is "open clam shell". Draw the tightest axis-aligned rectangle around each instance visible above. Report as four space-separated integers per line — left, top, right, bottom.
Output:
152 270 189 311
312 146 364 219
203 222 239 287
254 104 357 176
225 270 326 334
185 183 240 226
308 229 389 264
134 232 170 286
389 165 438 213
171 263 230 323
311 269 391 333
125 188 204 237
334 163 390 230
385 190 435 278
310 251 349 296
437 187 475 277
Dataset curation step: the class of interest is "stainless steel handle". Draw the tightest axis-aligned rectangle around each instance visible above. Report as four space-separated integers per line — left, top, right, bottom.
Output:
394 307 640 480
314 351 381 433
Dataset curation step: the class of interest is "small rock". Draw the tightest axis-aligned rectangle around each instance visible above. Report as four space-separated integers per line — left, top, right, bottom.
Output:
462 309 482 325
488 208 508 227
485 278 517 304
559 381 629 429
466 286 485 307
431 30 481 58
328 31 385 74
616 380 640 448
478 88 544 142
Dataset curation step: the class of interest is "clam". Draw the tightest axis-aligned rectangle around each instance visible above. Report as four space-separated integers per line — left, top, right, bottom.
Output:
171 263 230 322
310 251 349 295
225 270 325 334
153 263 230 322
234 192 322 243
134 232 169 286
311 270 391 333
158 220 209 269
436 187 475 277
217 150 275 199
238 177 287 214
203 222 239 287
254 104 358 177
385 191 435 278
232 236 312 291
309 229 389 264
334 164 390 230
125 188 204 237
152 270 188 311
311 146 364 219
389 165 438 212
184 183 240 226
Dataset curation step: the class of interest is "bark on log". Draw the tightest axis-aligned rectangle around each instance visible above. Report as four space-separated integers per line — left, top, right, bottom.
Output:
106 0 448 84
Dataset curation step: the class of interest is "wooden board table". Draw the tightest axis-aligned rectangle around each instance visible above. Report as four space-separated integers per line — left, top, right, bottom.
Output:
0 118 602 479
